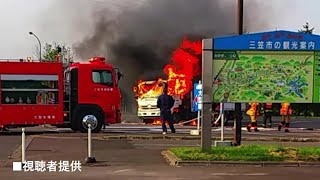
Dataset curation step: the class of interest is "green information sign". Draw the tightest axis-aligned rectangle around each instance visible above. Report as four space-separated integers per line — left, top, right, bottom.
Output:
313 51 320 102
210 30 320 103
212 51 318 103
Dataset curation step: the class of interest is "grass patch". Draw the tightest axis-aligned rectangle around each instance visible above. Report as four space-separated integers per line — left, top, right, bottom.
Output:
169 145 320 162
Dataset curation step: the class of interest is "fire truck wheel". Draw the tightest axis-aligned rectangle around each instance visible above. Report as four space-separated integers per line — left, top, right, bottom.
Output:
77 110 103 133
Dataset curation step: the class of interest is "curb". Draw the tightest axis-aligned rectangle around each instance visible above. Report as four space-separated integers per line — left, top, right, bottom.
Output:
101 135 320 142
2 134 319 143
161 150 320 167
299 128 317 131
161 150 180 166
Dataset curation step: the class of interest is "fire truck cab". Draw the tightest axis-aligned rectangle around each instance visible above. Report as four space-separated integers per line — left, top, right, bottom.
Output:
0 57 123 133
135 80 163 120
134 79 182 123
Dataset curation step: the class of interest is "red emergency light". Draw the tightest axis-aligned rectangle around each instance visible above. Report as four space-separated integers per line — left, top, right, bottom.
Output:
89 57 105 62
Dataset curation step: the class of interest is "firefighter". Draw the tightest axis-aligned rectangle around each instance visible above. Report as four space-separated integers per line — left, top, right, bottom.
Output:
278 102 292 132
246 102 260 132
157 84 176 134
261 103 273 128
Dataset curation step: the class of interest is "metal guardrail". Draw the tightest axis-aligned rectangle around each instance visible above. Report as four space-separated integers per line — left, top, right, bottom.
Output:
0 59 35 62
0 59 56 62
0 59 72 63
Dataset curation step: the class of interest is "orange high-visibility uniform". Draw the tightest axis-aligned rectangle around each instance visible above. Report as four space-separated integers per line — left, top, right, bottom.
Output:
280 103 290 116
246 102 259 122
279 102 292 132
246 102 259 132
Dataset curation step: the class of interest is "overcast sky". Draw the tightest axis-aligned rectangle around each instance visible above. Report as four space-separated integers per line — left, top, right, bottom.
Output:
0 0 319 59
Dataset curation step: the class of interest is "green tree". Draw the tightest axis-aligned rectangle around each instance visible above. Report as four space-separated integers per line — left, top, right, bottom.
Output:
298 22 314 34
43 43 60 61
33 42 74 62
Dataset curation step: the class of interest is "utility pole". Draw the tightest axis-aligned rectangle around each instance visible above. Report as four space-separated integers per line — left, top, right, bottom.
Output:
201 39 213 151
234 0 244 146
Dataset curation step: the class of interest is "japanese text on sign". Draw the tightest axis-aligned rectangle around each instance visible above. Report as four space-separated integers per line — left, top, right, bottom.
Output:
13 160 82 172
249 40 315 50
214 51 239 60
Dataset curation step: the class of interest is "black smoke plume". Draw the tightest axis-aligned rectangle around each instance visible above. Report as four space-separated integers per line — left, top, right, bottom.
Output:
73 0 282 113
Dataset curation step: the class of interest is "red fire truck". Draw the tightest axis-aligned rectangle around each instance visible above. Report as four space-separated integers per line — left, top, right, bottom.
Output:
0 57 123 133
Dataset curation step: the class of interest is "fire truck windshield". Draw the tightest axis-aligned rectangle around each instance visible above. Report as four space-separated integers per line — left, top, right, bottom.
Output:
92 70 113 86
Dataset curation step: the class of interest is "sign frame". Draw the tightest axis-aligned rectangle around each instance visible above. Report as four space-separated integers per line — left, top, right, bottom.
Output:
212 30 320 103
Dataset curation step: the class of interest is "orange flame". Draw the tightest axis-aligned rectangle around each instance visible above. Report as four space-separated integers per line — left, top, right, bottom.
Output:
152 118 162 125
152 118 169 125
190 119 197 126
134 78 163 98
134 37 202 101
164 38 202 98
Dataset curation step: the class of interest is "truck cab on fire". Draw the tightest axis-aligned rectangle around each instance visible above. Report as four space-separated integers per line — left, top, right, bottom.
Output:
134 79 183 124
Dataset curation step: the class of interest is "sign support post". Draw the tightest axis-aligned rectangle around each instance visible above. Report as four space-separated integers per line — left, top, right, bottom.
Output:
201 39 213 151
214 102 232 147
220 103 224 141
197 109 201 131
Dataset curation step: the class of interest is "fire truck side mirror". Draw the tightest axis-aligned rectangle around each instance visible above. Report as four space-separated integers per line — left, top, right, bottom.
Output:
117 72 123 80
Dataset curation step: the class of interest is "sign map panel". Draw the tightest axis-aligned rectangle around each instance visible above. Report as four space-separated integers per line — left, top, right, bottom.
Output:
212 51 320 103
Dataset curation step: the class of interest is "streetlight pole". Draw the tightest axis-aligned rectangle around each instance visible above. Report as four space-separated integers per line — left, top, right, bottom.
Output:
237 0 244 35
234 0 244 146
29 32 41 61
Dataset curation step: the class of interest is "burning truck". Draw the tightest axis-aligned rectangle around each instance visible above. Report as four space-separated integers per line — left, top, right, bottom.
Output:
133 38 201 124
133 79 184 124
